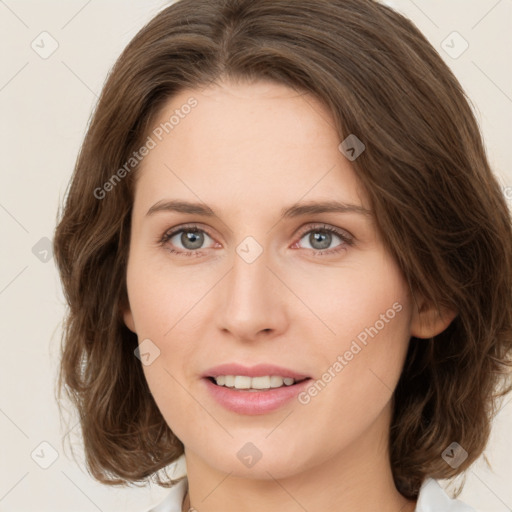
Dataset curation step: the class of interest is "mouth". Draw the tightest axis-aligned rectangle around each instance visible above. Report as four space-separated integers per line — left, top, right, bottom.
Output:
206 375 312 392
203 374 313 415
201 363 313 414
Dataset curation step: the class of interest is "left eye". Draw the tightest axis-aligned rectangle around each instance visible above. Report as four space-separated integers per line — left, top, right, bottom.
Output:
295 225 353 253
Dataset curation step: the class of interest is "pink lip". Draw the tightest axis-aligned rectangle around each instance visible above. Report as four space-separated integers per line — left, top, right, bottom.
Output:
202 363 310 380
201 364 312 415
203 377 312 415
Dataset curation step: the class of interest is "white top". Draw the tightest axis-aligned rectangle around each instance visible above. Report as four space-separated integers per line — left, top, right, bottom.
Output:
144 477 475 512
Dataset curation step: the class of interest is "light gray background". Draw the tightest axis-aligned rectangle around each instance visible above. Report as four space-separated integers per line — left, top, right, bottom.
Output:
1 1 511 511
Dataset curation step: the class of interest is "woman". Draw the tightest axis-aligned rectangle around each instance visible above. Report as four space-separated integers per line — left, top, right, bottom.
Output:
53 1 512 511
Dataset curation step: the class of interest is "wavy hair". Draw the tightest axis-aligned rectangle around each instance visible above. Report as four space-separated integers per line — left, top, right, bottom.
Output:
53 0 512 498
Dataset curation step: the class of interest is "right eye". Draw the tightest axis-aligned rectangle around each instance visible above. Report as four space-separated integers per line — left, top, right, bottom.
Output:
160 224 217 256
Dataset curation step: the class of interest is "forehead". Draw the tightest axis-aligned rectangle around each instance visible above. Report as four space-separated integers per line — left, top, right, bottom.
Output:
133 79 368 215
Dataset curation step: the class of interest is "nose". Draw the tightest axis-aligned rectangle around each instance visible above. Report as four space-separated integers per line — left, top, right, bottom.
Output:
215 241 289 342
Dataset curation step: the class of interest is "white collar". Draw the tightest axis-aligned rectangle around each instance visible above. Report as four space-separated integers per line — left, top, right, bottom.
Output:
416 478 475 511
146 477 188 512
145 476 475 511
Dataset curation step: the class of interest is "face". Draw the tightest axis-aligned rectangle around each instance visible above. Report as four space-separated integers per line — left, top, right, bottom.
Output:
122 78 445 480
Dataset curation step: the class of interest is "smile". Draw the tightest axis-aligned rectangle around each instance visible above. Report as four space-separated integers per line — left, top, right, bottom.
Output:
203 376 312 415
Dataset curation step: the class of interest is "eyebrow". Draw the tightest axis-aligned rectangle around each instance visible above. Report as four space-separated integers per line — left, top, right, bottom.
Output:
145 199 372 218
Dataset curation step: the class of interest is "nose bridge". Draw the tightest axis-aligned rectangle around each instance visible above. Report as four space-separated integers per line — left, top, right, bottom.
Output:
229 237 274 308
217 234 285 338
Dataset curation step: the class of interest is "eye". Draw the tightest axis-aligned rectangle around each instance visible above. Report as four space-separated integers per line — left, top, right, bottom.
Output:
159 224 216 256
294 224 354 255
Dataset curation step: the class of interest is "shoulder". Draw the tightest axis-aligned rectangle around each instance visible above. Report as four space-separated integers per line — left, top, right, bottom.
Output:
416 478 476 512
143 478 188 512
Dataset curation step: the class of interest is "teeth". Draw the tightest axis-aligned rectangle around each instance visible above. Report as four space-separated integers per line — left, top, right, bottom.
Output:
213 375 298 390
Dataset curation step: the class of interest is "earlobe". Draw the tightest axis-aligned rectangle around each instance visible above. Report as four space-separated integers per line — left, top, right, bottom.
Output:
120 296 137 333
410 295 457 339
123 308 137 333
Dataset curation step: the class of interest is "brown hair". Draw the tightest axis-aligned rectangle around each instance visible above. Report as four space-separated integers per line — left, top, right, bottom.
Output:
53 0 512 499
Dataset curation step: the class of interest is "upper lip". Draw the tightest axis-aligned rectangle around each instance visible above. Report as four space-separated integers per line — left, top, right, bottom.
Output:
202 363 311 380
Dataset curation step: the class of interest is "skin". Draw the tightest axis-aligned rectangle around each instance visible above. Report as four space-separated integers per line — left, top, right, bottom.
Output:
123 78 456 512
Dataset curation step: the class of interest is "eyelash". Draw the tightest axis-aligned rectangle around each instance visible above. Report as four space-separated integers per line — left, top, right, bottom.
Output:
158 223 354 257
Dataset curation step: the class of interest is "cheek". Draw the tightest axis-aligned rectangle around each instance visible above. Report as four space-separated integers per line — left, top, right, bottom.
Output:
302 253 412 410
127 252 210 337
296 253 410 348
126 255 202 405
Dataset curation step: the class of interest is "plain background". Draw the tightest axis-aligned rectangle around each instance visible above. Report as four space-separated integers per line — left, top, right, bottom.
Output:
1 1 511 511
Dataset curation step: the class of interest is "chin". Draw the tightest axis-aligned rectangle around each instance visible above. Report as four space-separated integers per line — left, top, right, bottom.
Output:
196 437 313 480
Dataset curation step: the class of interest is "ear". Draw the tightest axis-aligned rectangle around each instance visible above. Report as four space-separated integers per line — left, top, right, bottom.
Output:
410 295 457 339
119 295 137 334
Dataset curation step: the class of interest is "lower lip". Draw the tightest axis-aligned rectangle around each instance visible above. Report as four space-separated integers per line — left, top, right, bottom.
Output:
203 377 312 415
